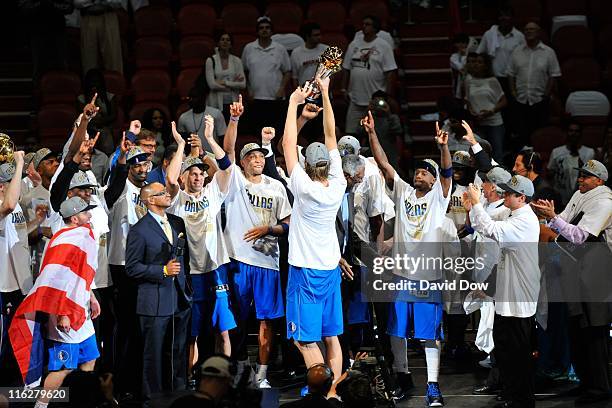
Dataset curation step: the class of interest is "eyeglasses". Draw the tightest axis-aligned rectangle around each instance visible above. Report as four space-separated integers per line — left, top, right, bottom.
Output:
149 190 169 198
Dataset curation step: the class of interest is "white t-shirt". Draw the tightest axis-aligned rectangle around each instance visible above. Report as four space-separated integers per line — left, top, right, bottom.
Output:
390 171 451 280
108 180 147 266
168 175 229 274
287 149 347 270
446 184 468 228
0 203 32 294
224 166 291 270
47 304 95 344
476 25 525 78
465 77 505 126
559 185 612 244
21 184 53 276
290 43 329 86
547 145 595 205
353 30 394 49
241 40 291 100
177 107 227 151
342 37 397 106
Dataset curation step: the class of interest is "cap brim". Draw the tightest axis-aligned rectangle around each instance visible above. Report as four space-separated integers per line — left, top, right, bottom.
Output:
240 147 268 160
182 163 209 174
575 168 600 179
498 183 524 196
127 153 150 164
71 183 95 190
414 161 437 177
81 204 97 213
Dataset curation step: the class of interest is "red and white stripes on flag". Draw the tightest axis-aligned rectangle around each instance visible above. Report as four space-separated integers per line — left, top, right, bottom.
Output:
9 225 98 387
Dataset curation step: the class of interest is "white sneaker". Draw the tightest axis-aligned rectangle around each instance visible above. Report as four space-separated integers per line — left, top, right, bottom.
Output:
257 378 272 389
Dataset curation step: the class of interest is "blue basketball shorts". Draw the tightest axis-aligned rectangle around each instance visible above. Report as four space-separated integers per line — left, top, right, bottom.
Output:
47 334 99 371
191 264 237 337
230 259 284 321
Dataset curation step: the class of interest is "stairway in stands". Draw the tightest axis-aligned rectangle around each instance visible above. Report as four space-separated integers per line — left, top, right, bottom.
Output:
398 4 494 161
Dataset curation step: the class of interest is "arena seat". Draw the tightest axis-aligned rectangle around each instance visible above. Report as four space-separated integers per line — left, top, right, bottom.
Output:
38 104 79 149
349 0 389 29
265 2 303 34
134 6 173 38
177 4 216 37
134 37 173 69
179 37 215 69
176 68 203 100
307 1 347 32
130 102 171 121
510 0 542 25
560 58 602 95
40 71 81 105
131 70 172 103
221 3 260 35
552 26 594 62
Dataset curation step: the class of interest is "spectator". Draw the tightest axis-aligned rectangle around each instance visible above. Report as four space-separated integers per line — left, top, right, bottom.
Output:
170 356 236 408
565 91 611 117
146 144 178 185
74 0 123 74
508 22 561 148
352 26 394 49
177 80 227 152
442 108 486 153
77 69 118 155
136 129 157 164
142 108 172 165
476 7 525 94
355 91 403 167
594 125 612 187
205 32 246 120
291 23 329 89
465 53 507 163
450 33 469 99
513 149 560 210
241 16 291 135
548 121 595 206
280 364 336 408
342 15 397 134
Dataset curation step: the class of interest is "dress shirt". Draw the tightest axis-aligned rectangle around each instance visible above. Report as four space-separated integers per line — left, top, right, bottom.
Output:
507 42 561 105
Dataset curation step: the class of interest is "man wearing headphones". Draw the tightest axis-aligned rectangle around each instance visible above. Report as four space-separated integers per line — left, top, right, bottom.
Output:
280 364 337 408
512 149 559 209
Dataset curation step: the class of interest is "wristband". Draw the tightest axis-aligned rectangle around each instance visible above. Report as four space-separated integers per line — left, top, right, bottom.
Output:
37 225 43 238
440 167 453 178
230 116 240 123
281 223 289 235
216 154 231 170
163 265 168 278
268 226 273 235
465 225 474 235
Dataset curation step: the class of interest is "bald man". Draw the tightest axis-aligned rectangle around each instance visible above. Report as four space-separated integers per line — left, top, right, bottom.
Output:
280 364 337 408
125 182 191 406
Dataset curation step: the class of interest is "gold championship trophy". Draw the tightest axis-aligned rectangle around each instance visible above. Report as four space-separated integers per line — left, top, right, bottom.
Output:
306 46 344 103
0 133 15 163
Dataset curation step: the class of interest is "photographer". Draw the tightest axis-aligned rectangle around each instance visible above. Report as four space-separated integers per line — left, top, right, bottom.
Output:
356 91 403 167
170 356 236 408
280 364 337 408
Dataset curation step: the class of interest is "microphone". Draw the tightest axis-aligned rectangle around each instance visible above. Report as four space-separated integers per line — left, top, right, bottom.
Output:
175 232 185 258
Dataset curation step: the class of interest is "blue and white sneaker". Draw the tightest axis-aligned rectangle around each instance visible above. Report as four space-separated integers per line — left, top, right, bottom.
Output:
425 382 444 407
300 385 309 397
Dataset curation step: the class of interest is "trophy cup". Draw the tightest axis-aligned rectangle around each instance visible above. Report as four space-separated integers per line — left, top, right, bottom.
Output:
0 133 15 163
306 46 344 103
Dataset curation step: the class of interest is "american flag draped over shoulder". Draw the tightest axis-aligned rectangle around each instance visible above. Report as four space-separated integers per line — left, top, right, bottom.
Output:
9 225 98 387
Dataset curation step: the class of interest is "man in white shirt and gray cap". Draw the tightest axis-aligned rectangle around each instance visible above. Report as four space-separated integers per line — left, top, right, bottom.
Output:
463 174 540 408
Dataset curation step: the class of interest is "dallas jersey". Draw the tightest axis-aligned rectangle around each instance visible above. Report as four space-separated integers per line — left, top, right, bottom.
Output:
0 203 32 294
223 165 291 271
108 180 147 266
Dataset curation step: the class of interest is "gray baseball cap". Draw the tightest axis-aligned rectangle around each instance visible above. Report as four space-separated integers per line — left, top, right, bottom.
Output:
484 166 511 186
126 146 150 165
575 159 608 181
499 174 535 197
69 171 95 190
59 196 96 218
181 156 208 174
239 143 267 161
33 148 57 170
0 162 16 183
452 150 472 168
24 152 36 168
337 135 361 157
304 142 330 166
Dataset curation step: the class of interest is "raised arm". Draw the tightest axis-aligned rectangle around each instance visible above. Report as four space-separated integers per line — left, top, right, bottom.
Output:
223 95 244 163
435 121 452 197
316 77 337 151
0 151 25 218
66 93 99 163
277 103 321 155
363 111 395 187
104 134 130 208
166 121 186 199
204 115 232 193
282 83 313 175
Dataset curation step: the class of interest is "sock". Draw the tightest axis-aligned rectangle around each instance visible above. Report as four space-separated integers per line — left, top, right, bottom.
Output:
425 343 441 383
390 336 410 374
34 402 49 408
255 364 268 382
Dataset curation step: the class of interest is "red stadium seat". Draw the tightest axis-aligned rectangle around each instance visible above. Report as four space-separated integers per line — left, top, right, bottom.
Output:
265 2 303 34
560 58 602 95
552 26 594 62
38 104 78 149
221 3 260 35
116 8 129 37
176 68 203 100
130 102 171 122
530 126 566 155
179 37 214 69
103 70 126 99
177 4 216 37
547 0 587 17
40 71 81 105
131 70 172 103
134 37 173 69
598 25 612 60
307 1 347 32
581 125 606 148
232 34 256 56
134 6 173 38
510 0 542 25
322 32 349 53
349 0 389 30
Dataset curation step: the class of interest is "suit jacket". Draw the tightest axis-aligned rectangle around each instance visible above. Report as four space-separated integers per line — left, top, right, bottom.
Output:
125 212 191 316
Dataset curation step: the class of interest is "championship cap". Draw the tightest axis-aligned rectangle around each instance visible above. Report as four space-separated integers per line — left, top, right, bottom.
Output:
33 148 56 170
452 150 472 168
575 159 608 182
415 158 439 177
484 166 511 186
69 171 95 190
181 156 208 174
200 356 235 380
59 196 96 218
499 174 535 197
304 142 330 166
126 146 149 165
24 152 36 168
337 135 361 157
0 162 16 183
239 143 267 161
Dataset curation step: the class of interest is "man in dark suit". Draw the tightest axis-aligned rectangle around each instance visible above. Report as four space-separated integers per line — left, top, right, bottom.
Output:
126 181 191 406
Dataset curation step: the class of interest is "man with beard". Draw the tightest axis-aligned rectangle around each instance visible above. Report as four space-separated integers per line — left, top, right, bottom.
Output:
223 96 292 389
165 114 235 382
367 111 452 406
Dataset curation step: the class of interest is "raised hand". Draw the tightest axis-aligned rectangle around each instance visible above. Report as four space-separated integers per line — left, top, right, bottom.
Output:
129 120 142 135
361 110 376 134
27 164 42 187
462 190 473 211
230 95 244 118
289 82 314 105
119 132 131 155
188 133 202 155
13 150 24 167
435 121 449 145
261 127 275 144
170 121 185 146
203 115 215 141
530 199 556 220
461 120 477 146
315 75 330 94
466 183 481 204
301 103 323 121
83 93 99 120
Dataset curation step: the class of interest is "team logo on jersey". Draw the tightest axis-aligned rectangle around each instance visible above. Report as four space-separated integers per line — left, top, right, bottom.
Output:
450 195 463 209
184 198 210 213
404 201 427 217
288 321 296 333
57 350 70 362
248 192 273 210
11 211 26 224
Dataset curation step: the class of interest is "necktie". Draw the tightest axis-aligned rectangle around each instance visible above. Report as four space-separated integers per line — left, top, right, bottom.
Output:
161 219 173 244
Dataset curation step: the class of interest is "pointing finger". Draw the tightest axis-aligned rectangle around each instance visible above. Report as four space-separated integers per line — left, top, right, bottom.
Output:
90 92 97 105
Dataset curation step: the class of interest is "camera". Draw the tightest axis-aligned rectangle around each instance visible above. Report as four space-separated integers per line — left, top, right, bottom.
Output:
351 354 396 407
